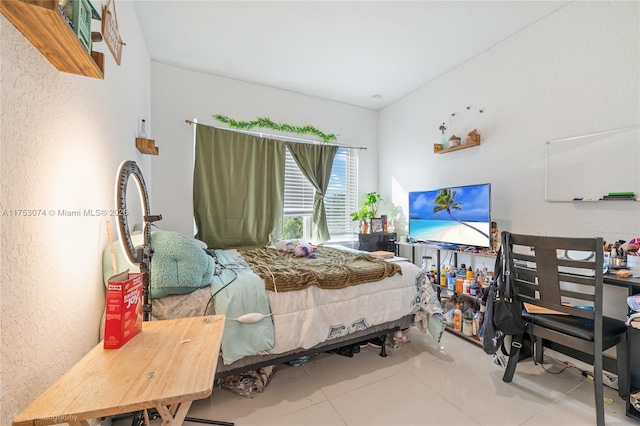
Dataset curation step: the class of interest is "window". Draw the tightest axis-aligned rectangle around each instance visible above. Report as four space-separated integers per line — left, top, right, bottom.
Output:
283 147 358 243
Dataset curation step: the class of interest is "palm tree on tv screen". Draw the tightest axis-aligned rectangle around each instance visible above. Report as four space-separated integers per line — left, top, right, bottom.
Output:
433 188 489 239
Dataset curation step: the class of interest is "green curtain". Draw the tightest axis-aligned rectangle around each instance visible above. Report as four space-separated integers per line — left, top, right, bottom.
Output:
285 142 338 243
193 125 285 249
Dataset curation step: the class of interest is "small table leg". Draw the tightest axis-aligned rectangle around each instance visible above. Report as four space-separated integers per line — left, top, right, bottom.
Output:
155 401 192 425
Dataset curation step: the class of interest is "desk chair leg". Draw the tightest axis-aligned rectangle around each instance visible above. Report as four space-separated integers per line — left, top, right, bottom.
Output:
533 336 543 364
594 353 605 426
617 338 630 399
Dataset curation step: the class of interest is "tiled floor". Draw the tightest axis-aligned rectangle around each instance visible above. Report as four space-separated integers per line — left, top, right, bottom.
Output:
115 330 638 425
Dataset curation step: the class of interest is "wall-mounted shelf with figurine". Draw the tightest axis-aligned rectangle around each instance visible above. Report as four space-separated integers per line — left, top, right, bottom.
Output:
136 138 159 155
0 0 104 79
434 139 481 154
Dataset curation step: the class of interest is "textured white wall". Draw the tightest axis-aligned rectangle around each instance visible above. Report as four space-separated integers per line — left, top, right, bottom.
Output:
149 62 379 237
0 3 151 421
379 1 639 244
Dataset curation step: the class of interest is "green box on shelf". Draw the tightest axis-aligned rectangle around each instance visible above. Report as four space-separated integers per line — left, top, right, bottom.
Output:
72 0 92 52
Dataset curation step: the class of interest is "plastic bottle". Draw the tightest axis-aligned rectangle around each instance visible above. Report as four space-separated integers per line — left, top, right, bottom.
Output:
139 119 147 138
421 256 432 284
453 304 462 331
462 279 471 294
466 266 474 280
470 283 479 296
440 268 448 287
472 310 480 336
463 311 473 336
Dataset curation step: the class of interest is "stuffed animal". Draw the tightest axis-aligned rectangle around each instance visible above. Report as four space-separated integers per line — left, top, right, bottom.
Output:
275 239 298 252
393 329 408 343
293 242 316 258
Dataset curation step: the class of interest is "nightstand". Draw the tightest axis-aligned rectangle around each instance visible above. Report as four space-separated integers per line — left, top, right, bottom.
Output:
358 232 397 252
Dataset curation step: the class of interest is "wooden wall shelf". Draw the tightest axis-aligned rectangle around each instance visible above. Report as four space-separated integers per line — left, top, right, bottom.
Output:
0 0 104 79
136 138 159 155
434 139 481 154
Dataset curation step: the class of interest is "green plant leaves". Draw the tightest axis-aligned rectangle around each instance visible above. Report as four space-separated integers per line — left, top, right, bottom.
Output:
213 115 337 143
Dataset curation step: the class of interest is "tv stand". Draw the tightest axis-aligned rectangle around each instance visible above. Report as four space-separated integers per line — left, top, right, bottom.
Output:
395 241 496 344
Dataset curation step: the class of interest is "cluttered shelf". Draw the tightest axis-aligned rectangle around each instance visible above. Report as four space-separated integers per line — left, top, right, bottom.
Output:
397 241 495 346
423 253 489 346
433 129 482 154
435 285 484 345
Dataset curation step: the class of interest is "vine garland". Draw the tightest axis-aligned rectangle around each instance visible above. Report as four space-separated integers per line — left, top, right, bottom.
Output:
213 115 337 143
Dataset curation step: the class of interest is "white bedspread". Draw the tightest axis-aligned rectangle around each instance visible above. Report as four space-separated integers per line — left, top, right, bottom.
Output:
266 259 420 354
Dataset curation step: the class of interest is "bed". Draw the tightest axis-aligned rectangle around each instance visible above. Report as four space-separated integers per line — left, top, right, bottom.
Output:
102 231 439 380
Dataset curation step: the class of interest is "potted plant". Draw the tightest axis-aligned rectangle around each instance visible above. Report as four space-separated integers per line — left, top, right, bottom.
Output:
364 192 383 218
350 205 373 234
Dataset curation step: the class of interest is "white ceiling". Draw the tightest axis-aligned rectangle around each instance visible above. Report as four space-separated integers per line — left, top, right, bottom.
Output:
133 1 570 110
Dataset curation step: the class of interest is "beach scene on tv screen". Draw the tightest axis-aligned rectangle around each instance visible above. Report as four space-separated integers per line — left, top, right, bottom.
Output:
409 184 491 247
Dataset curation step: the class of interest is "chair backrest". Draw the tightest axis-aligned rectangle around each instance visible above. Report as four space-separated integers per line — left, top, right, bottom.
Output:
503 232 604 326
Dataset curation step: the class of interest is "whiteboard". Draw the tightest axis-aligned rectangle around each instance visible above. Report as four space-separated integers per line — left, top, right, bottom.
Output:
545 126 640 202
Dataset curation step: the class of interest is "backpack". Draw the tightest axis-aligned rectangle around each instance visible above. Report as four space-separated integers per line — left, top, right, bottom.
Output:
481 232 526 356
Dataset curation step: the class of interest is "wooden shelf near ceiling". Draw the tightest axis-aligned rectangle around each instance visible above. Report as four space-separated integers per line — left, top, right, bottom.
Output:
0 0 104 79
434 139 481 154
136 138 159 155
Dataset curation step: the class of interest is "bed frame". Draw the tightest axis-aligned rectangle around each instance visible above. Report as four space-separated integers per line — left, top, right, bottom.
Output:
215 314 414 379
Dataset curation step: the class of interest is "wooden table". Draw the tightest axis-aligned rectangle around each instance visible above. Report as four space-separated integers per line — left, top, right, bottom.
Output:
603 273 640 421
12 315 225 426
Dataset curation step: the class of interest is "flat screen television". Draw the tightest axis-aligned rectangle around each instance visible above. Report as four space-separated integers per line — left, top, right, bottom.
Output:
408 183 491 248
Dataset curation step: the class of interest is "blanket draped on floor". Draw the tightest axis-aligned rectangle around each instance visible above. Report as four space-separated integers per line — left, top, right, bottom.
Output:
412 270 446 343
238 246 402 292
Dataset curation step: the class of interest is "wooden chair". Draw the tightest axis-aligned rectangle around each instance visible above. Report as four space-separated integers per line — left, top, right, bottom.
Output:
500 232 628 426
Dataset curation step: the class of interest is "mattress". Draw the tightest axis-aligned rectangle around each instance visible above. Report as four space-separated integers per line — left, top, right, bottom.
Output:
266 258 420 353
150 249 421 363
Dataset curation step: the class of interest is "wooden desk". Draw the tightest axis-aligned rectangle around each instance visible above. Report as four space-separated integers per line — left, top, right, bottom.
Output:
12 315 225 426
604 274 640 421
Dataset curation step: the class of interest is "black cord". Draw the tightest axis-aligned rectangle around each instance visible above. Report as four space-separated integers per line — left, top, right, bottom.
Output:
538 347 575 375
540 362 574 375
203 250 239 315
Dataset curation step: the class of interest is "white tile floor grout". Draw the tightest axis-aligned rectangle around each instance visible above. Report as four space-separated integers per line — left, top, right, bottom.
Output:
113 330 638 425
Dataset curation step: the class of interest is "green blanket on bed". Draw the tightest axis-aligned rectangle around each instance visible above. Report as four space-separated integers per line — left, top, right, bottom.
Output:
211 250 274 364
238 246 402 292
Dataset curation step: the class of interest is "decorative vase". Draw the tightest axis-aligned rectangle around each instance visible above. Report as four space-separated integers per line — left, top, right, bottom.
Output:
441 134 448 149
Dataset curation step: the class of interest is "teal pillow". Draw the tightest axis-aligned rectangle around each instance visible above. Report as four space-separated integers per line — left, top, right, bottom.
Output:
103 231 215 298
